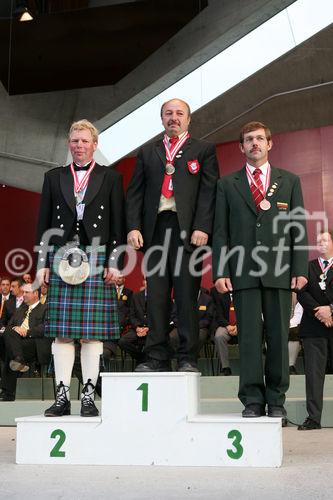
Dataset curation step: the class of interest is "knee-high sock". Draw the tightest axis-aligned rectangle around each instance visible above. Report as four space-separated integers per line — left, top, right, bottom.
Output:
80 341 103 398
52 340 75 398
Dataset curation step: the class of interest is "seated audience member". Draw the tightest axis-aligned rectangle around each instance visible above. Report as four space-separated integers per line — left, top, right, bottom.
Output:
39 283 48 304
210 287 237 376
103 275 133 360
170 288 213 360
289 292 303 374
0 283 47 401
118 281 148 365
297 230 333 430
0 277 14 324
1 278 24 327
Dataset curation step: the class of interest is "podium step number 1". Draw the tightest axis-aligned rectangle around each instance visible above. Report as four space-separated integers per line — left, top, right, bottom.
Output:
16 373 282 467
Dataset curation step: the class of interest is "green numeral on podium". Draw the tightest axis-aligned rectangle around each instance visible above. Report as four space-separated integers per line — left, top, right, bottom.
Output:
50 429 66 458
227 429 243 459
137 383 149 412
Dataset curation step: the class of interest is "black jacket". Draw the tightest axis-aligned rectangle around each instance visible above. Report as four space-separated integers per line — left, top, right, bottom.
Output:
36 163 126 267
298 259 333 339
126 138 219 251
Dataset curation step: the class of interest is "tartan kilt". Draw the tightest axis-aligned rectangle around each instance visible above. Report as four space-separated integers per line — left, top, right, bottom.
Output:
45 246 120 340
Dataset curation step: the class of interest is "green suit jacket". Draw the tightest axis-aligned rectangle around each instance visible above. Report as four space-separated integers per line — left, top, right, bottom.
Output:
212 166 308 290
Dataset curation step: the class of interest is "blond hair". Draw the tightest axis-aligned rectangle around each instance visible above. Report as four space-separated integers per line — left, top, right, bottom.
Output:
69 119 99 143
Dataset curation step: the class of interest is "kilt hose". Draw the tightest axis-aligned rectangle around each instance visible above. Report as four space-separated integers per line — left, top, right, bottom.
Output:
45 247 120 340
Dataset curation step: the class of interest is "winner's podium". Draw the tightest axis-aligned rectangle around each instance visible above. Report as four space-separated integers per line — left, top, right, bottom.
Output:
16 373 282 467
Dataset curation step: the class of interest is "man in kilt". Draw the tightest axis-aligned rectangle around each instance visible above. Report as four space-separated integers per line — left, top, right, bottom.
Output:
36 119 125 417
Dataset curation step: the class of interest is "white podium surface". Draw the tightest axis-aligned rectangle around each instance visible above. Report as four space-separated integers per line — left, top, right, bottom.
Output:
16 373 282 467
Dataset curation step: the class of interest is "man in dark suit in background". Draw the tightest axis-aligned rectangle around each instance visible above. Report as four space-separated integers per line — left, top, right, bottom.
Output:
103 274 133 360
118 280 148 364
127 98 218 372
0 278 24 327
210 287 238 376
213 121 308 421
297 230 333 430
0 277 14 324
0 284 47 401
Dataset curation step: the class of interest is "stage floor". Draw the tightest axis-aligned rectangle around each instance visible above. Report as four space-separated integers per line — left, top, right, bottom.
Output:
1 426 332 499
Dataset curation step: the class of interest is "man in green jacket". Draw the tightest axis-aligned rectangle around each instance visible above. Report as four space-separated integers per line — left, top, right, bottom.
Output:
212 121 308 422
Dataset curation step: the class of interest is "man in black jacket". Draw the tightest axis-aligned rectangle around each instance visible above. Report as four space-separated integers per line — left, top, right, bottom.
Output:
127 98 218 372
298 230 333 430
0 284 47 401
0 278 24 327
118 283 148 364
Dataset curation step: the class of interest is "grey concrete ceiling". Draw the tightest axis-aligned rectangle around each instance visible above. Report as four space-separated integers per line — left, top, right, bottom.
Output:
191 24 333 144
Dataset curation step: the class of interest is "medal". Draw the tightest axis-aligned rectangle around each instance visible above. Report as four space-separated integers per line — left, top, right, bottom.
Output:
320 273 326 280
319 281 326 290
165 163 175 175
259 199 271 211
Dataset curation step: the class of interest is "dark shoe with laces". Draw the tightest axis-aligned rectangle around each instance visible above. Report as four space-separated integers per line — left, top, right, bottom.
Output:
44 381 71 417
135 358 171 372
242 403 266 418
298 417 321 430
80 379 99 417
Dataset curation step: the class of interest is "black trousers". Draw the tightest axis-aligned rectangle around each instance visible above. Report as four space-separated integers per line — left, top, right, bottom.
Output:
1 329 37 395
144 212 202 363
118 329 146 362
303 336 333 424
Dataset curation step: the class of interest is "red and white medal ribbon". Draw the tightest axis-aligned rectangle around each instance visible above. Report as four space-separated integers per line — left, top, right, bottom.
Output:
70 160 96 193
163 132 189 164
318 258 333 279
246 164 271 197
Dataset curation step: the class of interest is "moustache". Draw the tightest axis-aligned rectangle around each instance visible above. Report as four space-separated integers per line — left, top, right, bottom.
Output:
168 120 180 126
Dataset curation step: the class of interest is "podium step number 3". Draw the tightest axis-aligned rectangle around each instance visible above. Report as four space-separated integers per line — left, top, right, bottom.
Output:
16 373 283 467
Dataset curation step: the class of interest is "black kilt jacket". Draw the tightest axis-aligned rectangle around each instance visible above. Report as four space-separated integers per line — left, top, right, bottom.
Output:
36 163 126 268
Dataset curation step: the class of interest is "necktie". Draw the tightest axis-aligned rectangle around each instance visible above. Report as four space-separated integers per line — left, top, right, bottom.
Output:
161 136 179 198
323 260 329 268
0 297 7 317
21 306 32 330
117 287 121 300
250 168 264 209
40 295 47 305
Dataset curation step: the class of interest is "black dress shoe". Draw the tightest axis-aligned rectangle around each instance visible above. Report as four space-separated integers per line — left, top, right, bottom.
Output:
44 381 71 417
9 357 30 373
242 404 266 418
178 362 199 373
289 365 297 375
298 417 321 430
0 391 15 401
80 379 99 417
267 405 287 418
221 367 232 376
135 358 171 372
